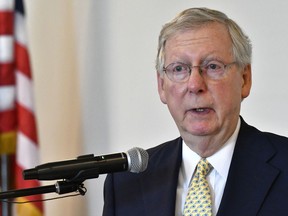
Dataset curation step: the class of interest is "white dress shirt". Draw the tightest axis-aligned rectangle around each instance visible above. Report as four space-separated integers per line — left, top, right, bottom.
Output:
175 119 241 216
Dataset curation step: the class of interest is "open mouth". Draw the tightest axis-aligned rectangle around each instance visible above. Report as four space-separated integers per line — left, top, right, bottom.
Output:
190 107 212 114
193 108 206 112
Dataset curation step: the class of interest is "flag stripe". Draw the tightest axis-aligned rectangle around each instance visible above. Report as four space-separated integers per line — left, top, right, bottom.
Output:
0 109 16 132
16 131 39 169
15 43 31 78
0 85 16 111
16 71 34 111
0 35 14 62
14 12 27 46
0 0 14 10
0 63 15 85
0 11 13 34
17 103 37 143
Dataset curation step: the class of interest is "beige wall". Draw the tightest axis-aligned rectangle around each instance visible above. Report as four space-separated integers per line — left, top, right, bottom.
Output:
26 1 85 216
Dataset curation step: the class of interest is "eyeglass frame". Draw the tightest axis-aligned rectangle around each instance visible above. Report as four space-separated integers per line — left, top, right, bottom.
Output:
162 60 238 83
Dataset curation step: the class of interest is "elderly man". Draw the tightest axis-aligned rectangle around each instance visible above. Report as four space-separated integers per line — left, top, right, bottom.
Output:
103 8 288 216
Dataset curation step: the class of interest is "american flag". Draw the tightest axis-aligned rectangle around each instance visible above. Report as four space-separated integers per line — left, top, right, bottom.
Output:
0 0 43 215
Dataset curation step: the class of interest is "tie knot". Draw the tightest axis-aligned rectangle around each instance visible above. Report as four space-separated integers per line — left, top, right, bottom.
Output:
196 158 212 177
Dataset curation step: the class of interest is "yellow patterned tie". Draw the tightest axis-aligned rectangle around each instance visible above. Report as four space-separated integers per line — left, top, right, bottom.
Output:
183 158 213 216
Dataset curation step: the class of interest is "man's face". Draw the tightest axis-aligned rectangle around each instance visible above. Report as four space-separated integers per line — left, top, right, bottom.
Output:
157 22 251 150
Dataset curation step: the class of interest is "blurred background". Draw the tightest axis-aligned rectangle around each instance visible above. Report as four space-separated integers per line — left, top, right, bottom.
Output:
18 0 288 215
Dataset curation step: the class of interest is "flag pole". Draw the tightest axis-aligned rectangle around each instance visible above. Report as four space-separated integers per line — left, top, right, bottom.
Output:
1 155 13 216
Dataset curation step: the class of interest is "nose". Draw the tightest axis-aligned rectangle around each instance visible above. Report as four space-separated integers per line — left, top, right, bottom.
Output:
187 66 207 94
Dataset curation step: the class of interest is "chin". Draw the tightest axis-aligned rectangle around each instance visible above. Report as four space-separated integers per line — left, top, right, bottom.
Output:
182 126 215 137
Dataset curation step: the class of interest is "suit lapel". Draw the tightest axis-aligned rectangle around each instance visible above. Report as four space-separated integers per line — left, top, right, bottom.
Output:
217 119 280 216
140 138 182 216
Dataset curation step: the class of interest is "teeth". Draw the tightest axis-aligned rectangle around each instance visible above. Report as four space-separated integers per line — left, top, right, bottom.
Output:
195 108 205 112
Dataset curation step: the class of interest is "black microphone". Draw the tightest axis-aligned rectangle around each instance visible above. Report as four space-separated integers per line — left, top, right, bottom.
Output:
23 147 149 181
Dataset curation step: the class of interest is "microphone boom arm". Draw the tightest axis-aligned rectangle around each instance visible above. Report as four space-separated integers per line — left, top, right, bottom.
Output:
0 166 100 200
0 180 87 200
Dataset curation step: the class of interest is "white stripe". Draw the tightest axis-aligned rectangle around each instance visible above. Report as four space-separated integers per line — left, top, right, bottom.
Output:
0 36 14 63
16 132 39 169
15 12 28 47
0 86 15 111
16 70 35 112
0 0 14 10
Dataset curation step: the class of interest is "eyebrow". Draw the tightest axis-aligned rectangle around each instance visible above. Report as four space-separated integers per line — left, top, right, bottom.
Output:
169 56 225 66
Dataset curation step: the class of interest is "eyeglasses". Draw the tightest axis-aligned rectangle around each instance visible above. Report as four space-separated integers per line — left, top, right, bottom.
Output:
162 60 237 83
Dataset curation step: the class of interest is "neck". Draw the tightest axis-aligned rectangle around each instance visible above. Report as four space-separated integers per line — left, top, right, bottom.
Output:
184 137 224 158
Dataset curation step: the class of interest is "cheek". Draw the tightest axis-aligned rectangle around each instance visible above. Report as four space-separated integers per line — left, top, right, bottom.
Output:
213 80 243 113
161 80 186 99
163 84 187 115
166 85 187 107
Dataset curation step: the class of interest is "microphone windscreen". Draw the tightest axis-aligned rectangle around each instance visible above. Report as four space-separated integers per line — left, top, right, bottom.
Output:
127 147 149 173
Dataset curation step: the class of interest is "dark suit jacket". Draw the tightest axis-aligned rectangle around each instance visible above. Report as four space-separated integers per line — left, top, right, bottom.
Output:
103 118 288 216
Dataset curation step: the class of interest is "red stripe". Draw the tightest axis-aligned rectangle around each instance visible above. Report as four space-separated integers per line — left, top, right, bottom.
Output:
17 103 38 144
0 63 16 85
15 164 44 211
15 42 32 79
0 109 17 132
0 11 13 35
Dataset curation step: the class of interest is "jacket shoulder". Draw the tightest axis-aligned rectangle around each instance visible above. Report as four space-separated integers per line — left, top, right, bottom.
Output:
146 137 182 160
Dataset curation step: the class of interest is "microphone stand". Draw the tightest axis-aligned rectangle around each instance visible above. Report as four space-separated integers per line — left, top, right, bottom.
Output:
0 181 86 200
0 168 99 200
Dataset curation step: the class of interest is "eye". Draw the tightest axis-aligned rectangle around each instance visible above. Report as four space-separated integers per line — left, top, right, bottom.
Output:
171 63 189 73
201 60 227 80
206 62 222 70
164 62 190 82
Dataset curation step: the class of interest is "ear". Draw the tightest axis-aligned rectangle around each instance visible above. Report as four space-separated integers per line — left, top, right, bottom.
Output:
241 64 252 99
157 72 167 104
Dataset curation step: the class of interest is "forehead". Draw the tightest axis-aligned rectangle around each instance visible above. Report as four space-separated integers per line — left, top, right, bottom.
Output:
164 22 233 60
